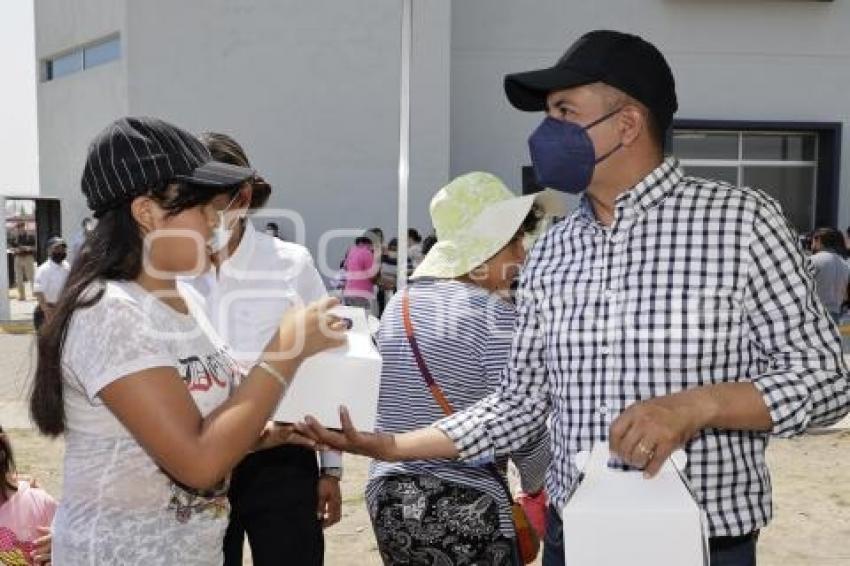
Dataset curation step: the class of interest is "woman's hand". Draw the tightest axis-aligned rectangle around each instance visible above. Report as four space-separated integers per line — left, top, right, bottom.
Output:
264 296 348 371
30 526 51 565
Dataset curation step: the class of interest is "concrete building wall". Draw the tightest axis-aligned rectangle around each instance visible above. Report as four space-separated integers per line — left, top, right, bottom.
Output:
35 0 128 237
35 0 450 267
0 1 39 197
124 0 450 268
36 1 850 260
450 0 850 226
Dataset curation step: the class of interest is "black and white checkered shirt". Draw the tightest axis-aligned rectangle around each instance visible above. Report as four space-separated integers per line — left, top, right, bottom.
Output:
436 157 850 538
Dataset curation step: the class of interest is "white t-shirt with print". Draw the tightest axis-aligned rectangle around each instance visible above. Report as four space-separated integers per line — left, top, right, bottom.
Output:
52 280 240 565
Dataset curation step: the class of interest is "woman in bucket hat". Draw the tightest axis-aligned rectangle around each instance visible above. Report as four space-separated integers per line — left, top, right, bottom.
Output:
28 117 347 565
364 172 562 565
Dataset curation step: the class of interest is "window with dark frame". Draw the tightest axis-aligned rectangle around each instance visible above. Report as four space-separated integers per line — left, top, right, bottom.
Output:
44 35 121 81
672 129 819 233
670 120 841 235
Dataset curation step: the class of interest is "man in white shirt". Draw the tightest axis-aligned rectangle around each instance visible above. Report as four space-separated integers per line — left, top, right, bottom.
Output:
33 236 70 330
810 227 850 323
189 132 343 566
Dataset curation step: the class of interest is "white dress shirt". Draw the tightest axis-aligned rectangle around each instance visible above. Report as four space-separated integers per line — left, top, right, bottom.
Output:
187 220 342 468
33 259 70 303
809 250 850 316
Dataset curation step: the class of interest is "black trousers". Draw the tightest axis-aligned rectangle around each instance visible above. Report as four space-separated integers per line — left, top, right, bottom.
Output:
223 445 323 566
33 306 45 331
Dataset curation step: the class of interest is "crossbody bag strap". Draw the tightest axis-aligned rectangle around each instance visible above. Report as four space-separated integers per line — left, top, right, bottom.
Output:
401 288 515 502
401 289 455 416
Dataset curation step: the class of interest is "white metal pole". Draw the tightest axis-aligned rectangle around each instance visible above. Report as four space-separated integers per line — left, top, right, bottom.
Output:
396 0 412 290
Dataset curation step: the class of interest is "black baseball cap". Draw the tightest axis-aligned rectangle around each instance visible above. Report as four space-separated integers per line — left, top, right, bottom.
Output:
81 117 255 216
504 30 678 132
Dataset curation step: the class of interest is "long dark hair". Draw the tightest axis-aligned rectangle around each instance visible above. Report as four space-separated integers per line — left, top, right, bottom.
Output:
0 425 16 499
30 182 235 436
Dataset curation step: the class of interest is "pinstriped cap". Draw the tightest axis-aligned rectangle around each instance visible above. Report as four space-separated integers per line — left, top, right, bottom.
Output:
81 116 255 216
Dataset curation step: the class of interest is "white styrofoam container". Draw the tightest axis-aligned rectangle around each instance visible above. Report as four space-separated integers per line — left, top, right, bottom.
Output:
562 442 709 566
272 306 381 430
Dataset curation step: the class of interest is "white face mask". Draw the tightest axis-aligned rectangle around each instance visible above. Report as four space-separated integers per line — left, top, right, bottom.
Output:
208 194 242 253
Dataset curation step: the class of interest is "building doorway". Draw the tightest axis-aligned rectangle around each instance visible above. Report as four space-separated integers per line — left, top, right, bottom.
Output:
2 196 62 321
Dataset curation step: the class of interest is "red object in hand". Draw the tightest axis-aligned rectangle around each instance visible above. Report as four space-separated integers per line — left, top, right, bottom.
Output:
516 490 548 538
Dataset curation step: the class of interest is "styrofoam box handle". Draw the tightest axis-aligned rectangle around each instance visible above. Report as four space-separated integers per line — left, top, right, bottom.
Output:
575 442 688 473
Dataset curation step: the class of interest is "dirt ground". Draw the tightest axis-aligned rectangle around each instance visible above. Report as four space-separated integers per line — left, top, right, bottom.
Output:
6 427 849 565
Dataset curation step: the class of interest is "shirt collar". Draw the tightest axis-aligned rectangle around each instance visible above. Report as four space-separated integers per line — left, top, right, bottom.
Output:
617 156 683 217
575 156 684 224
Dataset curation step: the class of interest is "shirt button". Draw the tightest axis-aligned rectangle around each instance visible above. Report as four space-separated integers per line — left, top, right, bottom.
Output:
598 404 609 415
600 345 611 355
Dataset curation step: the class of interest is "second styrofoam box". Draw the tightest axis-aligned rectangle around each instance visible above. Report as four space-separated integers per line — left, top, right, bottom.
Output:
561 442 709 566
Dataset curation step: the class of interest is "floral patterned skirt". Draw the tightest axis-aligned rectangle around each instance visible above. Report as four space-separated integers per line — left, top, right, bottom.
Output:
370 474 517 566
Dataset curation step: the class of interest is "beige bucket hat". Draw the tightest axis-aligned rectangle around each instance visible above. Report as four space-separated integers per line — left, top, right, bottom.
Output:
412 171 565 280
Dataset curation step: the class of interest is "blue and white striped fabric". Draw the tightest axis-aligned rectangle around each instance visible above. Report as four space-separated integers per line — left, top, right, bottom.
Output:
367 278 550 537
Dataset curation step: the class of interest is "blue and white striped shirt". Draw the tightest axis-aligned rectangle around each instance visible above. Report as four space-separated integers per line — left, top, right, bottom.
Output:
367 279 550 537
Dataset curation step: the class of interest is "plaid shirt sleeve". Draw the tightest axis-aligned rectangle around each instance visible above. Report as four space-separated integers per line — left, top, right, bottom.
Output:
506 425 550 494
434 252 552 464
745 199 850 436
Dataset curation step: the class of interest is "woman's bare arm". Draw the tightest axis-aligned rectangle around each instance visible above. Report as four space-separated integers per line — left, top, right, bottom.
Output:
100 297 346 490
100 360 297 490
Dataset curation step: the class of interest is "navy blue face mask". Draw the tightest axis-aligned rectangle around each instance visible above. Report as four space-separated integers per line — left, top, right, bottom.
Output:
528 108 623 194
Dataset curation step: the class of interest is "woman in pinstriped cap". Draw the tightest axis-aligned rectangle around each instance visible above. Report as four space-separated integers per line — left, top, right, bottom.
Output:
28 116 348 565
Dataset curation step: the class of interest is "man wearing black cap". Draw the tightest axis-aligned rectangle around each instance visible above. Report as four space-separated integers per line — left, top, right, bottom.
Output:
300 30 850 566
447 29 850 565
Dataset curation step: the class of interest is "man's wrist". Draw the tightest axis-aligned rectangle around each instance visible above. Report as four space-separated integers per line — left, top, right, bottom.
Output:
320 466 343 480
680 387 721 430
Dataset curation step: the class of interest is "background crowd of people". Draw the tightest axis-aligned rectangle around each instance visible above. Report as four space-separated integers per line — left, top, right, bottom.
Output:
335 227 436 316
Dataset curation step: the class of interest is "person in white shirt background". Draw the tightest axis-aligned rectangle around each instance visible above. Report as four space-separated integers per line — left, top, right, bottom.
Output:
264 222 281 240
32 237 70 331
809 227 850 324
188 132 344 566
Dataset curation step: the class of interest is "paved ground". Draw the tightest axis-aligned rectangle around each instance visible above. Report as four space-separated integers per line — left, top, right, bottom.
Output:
0 333 36 428
3 284 37 322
